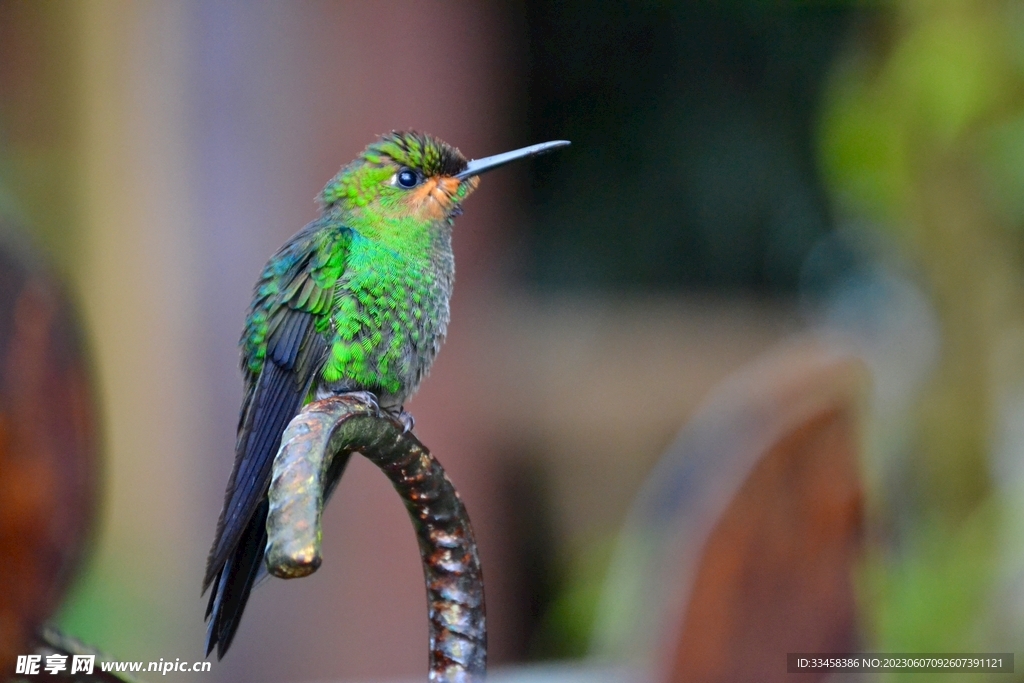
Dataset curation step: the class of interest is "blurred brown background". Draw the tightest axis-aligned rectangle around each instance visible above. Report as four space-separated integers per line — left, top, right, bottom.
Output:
3 1 1024 682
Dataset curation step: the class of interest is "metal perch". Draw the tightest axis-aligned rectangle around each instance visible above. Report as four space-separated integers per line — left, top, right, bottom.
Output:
264 395 486 682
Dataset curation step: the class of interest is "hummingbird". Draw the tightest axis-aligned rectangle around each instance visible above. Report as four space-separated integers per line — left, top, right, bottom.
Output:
202 131 569 658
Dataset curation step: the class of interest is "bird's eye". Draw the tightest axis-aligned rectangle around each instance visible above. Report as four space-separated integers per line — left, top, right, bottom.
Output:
396 168 420 189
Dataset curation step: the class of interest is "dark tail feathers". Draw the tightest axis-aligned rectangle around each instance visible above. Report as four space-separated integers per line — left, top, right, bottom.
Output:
204 499 269 659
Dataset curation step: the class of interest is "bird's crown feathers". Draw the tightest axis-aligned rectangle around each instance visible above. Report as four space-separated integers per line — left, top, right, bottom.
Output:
367 131 468 177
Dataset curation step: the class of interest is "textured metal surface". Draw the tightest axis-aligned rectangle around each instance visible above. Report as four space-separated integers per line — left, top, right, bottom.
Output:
266 395 486 682
264 397 375 578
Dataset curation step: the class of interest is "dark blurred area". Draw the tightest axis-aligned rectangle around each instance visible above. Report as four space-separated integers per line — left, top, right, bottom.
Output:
3 1 1024 682
525 2 856 292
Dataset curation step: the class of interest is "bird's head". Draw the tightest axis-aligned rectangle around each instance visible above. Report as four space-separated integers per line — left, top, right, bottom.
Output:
320 131 475 225
320 131 569 228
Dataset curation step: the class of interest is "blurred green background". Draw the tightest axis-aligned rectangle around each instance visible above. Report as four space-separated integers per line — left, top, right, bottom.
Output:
4 1 1024 681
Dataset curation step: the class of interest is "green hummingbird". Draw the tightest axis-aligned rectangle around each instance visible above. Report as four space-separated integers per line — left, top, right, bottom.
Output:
202 131 569 658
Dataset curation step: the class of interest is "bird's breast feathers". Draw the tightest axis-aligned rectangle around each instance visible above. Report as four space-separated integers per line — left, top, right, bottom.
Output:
315 234 451 406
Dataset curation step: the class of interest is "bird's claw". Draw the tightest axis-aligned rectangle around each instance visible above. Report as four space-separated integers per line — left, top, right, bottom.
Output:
385 407 415 433
343 390 381 416
339 392 412 432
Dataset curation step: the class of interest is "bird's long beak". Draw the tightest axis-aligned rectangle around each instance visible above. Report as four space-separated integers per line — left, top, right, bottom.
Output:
455 140 571 180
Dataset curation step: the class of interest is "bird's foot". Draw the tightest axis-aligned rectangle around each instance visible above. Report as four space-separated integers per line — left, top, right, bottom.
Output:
384 406 415 433
342 390 381 416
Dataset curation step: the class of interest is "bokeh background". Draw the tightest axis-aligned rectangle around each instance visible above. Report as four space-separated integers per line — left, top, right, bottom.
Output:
3 1 1024 681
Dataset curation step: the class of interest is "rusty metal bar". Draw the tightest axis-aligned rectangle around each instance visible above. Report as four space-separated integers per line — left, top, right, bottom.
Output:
265 395 486 682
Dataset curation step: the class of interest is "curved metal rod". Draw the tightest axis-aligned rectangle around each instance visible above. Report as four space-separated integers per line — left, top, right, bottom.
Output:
265 395 486 682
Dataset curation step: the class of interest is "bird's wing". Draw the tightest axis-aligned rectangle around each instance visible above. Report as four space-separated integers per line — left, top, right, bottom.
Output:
203 222 351 656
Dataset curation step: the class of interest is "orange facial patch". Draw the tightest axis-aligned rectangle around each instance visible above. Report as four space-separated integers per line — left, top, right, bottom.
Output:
408 176 470 221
